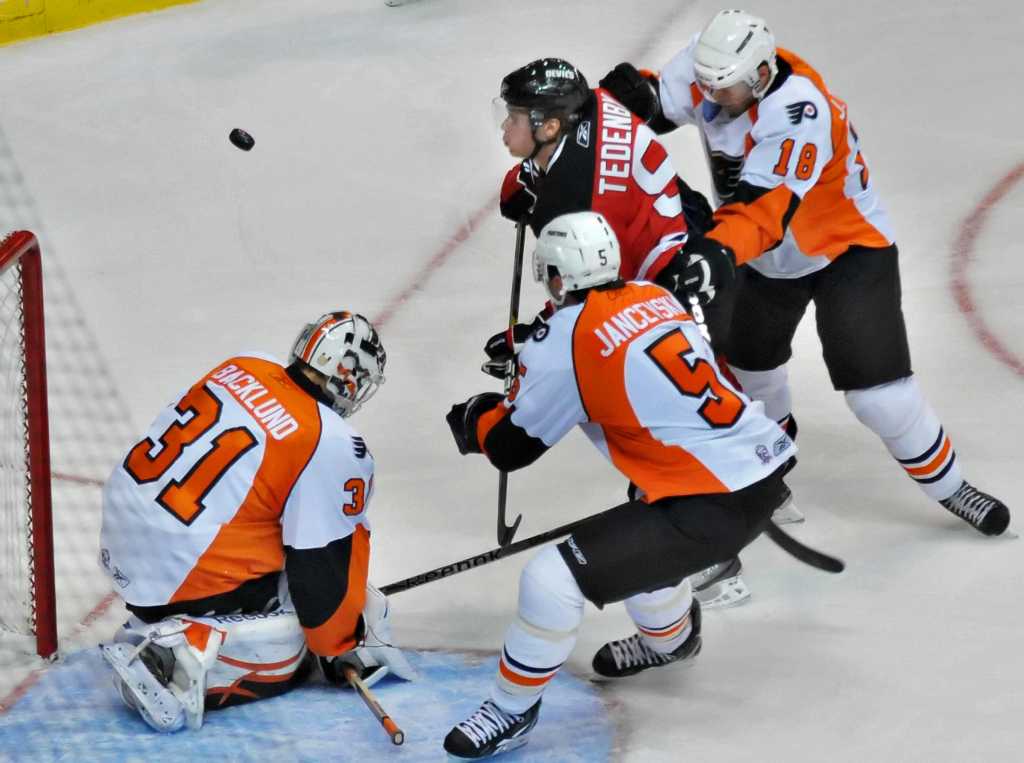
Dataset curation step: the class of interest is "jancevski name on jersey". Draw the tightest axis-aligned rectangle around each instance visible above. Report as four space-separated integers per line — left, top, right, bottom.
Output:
100 352 372 655
657 35 893 278
476 282 794 500
502 88 690 281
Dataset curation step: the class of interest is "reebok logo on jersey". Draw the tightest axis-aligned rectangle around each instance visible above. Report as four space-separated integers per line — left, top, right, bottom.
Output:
786 101 818 124
576 120 591 148
773 434 791 456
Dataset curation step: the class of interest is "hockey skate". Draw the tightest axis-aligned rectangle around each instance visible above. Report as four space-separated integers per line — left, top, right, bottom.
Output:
444 699 541 760
940 481 1010 536
592 600 702 679
690 557 750 608
101 639 187 733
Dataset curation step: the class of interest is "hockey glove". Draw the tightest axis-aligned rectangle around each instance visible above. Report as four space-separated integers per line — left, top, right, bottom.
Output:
655 236 736 306
599 63 661 123
481 313 548 379
447 392 505 455
499 162 539 223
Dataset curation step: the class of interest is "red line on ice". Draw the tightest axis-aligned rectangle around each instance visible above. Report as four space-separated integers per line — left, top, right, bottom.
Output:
950 162 1024 377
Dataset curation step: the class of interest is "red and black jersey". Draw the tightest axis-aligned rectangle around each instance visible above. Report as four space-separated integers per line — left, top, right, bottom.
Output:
501 89 693 282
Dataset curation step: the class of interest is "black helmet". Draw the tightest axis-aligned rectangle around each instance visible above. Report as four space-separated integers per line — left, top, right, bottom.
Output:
500 58 590 130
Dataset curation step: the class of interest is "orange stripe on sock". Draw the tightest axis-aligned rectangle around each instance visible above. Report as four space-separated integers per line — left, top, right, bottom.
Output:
904 437 952 477
638 615 689 640
498 659 556 688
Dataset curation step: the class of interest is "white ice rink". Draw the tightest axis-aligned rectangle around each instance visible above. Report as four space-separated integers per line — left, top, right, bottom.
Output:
1 0 1022 760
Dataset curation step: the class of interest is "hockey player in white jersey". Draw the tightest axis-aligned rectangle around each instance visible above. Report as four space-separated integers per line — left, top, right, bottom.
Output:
98 310 415 732
599 9 1011 601
442 212 796 760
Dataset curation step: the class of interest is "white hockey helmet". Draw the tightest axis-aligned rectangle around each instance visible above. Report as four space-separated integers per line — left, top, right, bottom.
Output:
289 311 386 418
533 211 621 305
694 10 778 101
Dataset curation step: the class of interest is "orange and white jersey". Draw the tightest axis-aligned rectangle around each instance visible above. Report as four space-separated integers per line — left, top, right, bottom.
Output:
658 36 893 277
502 282 794 500
100 352 373 609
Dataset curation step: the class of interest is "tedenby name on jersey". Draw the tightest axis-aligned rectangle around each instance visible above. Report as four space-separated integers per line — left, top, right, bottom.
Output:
208 364 300 440
594 295 687 357
597 96 634 196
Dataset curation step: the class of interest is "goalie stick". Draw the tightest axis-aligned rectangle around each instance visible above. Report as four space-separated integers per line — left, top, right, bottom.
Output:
342 664 405 745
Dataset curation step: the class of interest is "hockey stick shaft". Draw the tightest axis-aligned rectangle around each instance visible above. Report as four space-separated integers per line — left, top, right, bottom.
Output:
496 220 528 546
342 664 405 746
381 507 614 596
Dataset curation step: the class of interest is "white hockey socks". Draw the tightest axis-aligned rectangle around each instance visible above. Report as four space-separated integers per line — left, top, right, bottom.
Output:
492 546 584 715
845 376 962 501
624 578 694 655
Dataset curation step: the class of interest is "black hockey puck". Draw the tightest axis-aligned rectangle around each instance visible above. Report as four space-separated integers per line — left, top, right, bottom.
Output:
229 128 255 151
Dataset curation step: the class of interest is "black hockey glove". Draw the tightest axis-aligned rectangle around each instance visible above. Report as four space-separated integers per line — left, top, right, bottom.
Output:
677 177 715 236
447 392 505 455
655 236 736 307
599 62 660 123
499 163 539 223
481 313 548 379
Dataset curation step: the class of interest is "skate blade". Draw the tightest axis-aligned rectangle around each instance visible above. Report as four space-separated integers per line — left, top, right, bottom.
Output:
446 735 530 761
694 575 751 609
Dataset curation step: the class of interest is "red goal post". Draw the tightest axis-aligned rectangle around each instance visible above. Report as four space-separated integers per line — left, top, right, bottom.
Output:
0 230 57 658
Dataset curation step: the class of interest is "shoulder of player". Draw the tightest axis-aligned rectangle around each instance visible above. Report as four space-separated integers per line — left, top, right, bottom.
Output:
311 409 372 462
755 75 831 138
519 305 580 365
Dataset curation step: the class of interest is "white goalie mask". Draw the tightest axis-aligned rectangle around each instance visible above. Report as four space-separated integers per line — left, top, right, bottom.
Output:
694 9 778 101
532 211 621 305
289 311 386 418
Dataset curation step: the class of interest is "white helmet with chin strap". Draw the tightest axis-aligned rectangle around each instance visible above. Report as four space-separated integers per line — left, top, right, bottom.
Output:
533 211 621 305
289 311 386 418
694 9 778 101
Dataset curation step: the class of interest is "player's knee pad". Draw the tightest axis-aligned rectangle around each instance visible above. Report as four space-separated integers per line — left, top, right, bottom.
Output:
517 545 585 635
844 376 921 439
731 364 792 423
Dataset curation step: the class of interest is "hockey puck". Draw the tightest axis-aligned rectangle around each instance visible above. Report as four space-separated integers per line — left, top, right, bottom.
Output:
229 128 255 151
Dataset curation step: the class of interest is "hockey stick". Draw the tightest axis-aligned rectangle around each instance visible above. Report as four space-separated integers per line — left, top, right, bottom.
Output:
381 507 613 596
495 220 527 547
763 521 844 573
342 664 405 746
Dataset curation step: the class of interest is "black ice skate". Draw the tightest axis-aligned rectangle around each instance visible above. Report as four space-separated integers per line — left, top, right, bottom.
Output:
940 481 1010 536
443 698 541 760
592 599 702 679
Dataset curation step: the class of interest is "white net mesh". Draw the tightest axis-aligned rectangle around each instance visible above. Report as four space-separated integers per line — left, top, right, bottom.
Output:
0 246 33 640
1 126 135 679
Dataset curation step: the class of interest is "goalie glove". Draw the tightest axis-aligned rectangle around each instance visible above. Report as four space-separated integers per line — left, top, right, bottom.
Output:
319 584 417 689
654 236 736 306
481 312 549 379
499 162 539 223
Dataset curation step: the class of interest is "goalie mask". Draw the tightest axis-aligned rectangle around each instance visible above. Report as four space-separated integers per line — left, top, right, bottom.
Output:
533 211 621 305
289 311 386 418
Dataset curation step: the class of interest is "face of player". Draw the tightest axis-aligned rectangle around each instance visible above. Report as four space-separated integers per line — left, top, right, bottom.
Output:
500 107 537 158
699 64 772 118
